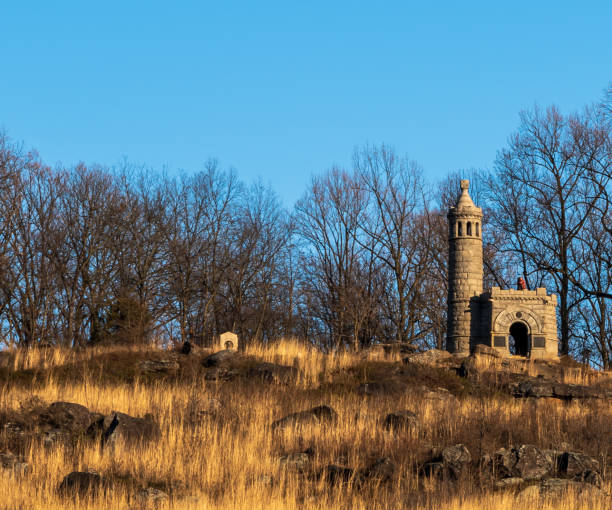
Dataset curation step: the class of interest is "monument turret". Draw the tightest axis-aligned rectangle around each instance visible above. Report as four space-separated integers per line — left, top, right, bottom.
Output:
446 180 483 355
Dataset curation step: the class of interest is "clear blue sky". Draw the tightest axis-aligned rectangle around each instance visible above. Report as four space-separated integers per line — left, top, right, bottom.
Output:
1 1 610 206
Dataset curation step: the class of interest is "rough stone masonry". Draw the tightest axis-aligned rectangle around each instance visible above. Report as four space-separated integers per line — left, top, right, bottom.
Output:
446 180 558 360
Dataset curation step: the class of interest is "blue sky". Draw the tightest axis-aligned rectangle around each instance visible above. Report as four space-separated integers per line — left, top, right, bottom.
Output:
1 1 610 206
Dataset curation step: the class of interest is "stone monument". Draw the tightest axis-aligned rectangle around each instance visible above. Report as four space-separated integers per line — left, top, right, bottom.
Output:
219 331 238 352
446 180 559 359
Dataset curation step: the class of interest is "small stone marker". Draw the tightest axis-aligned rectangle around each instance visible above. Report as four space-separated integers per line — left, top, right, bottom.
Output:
219 331 238 351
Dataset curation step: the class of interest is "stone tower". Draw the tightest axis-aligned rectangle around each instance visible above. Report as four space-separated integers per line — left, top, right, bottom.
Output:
446 180 483 355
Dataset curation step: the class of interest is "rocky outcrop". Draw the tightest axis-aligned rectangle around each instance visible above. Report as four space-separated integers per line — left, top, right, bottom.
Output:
87 411 161 447
510 377 608 400
139 359 179 374
201 349 236 368
383 411 419 432
403 349 454 366
423 444 472 480
39 402 93 434
484 445 552 481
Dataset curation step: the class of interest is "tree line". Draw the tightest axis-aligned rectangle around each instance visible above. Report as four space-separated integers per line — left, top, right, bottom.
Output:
0 87 610 368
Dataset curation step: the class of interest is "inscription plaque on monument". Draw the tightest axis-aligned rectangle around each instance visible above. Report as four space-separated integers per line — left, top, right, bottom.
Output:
493 336 506 347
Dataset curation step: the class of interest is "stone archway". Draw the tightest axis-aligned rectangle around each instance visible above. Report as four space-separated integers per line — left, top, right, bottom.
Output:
509 321 529 356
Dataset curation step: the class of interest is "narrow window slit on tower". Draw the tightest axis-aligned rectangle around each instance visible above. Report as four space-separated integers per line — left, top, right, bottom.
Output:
467 222 472 236
475 222 479 237
458 222 463 236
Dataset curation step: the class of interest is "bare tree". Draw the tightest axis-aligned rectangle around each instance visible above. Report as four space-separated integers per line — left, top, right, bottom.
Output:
295 167 374 350
489 105 611 355
353 145 431 347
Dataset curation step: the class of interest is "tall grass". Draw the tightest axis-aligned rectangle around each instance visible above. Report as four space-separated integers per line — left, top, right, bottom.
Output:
0 340 609 509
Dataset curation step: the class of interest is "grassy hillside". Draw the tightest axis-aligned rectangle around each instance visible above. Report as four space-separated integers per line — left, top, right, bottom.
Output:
0 341 610 509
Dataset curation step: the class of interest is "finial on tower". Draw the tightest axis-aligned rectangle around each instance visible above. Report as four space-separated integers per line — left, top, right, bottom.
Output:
460 179 469 191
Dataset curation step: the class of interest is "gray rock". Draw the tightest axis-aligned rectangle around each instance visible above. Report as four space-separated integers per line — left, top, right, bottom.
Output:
272 405 337 430
201 349 236 368
99 412 161 447
558 452 600 478
383 411 419 432
494 477 524 489
514 444 552 480
403 349 453 366
139 359 179 374
39 401 93 434
513 380 554 398
442 444 471 467
489 445 552 481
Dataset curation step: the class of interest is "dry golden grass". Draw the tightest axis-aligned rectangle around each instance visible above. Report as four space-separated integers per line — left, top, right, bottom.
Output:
0 340 610 509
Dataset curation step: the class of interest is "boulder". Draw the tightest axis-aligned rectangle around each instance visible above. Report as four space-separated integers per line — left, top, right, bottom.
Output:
558 452 600 479
58 471 106 497
441 444 471 478
422 444 471 481
494 477 524 489
271 405 337 430
39 402 93 434
201 349 237 368
489 445 552 481
442 444 471 467
139 359 179 374
511 377 604 400
512 380 554 398
96 412 161 447
383 411 419 432
514 444 552 480
403 349 453 366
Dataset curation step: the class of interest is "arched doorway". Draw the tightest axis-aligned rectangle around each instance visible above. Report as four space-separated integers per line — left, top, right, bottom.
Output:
509 322 529 356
